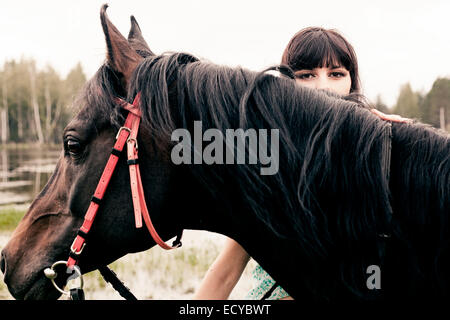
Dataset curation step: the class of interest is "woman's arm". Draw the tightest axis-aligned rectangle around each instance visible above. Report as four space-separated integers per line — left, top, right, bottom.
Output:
193 237 250 300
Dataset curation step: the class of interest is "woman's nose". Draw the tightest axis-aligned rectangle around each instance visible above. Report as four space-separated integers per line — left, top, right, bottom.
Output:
314 77 331 91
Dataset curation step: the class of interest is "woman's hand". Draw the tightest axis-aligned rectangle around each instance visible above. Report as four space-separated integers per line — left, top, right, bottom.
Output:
370 108 412 123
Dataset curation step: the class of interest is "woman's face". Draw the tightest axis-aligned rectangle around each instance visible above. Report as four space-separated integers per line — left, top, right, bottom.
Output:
294 65 351 95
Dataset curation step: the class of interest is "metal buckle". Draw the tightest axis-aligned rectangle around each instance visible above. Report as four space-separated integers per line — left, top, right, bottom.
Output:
127 137 138 150
70 238 86 256
115 126 131 139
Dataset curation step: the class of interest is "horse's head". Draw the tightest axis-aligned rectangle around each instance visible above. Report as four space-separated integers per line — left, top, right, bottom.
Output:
0 5 180 300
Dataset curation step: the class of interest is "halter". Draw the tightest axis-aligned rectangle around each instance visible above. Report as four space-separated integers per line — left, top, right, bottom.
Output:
44 92 183 300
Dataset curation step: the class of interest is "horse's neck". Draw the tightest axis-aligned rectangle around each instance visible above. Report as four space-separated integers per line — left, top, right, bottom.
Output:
389 123 448 224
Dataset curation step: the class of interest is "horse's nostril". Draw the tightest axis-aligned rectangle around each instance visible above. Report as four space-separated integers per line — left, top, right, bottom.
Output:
0 251 6 275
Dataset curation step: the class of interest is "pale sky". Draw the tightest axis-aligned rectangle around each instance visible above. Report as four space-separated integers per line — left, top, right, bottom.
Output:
1 0 449 107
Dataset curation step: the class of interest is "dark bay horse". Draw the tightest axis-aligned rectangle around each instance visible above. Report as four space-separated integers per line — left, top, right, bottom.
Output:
1 5 449 301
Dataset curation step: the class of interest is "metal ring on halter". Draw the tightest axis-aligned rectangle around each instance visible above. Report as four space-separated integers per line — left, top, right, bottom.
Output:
43 261 84 296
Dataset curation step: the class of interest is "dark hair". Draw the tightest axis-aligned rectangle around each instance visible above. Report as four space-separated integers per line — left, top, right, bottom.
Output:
281 27 361 94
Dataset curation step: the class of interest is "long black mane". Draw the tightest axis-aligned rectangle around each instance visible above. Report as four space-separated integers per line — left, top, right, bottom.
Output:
88 52 449 300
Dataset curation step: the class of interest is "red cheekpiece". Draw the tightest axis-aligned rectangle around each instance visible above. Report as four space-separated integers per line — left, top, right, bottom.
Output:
67 93 182 268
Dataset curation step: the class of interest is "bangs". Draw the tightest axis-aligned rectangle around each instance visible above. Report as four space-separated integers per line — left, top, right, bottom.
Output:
286 31 354 72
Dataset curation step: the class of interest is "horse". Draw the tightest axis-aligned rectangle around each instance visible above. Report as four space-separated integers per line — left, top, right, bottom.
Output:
1 5 449 302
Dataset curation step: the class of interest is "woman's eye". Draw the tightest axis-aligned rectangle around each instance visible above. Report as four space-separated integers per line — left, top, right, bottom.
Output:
330 72 347 78
330 72 342 77
297 73 314 80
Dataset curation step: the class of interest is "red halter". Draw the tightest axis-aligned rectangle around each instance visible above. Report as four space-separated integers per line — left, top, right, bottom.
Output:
67 92 182 269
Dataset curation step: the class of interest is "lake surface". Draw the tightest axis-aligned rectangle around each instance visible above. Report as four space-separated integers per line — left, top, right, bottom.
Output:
0 145 61 206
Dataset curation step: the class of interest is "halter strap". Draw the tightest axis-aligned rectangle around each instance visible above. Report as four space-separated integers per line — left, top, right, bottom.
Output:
67 92 182 269
118 94 183 250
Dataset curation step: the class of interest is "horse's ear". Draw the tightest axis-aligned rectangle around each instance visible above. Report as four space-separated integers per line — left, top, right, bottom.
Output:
128 15 154 56
100 4 142 87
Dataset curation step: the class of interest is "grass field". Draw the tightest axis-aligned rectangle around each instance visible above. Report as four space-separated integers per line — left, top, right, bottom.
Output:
0 206 256 300
0 207 26 232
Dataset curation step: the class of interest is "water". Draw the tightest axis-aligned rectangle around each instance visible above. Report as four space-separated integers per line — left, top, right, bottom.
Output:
0 145 61 206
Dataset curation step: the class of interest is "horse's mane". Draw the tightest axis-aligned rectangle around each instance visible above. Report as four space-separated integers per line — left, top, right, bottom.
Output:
121 53 400 296
82 52 449 299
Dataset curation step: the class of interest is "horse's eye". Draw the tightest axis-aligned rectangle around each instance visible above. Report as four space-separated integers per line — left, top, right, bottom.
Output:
66 139 82 156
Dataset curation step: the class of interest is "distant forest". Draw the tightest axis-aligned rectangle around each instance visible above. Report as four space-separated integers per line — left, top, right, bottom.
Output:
373 78 450 132
0 58 448 145
0 58 86 145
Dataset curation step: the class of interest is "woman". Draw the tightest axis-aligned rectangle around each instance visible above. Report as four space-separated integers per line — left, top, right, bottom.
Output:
194 27 407 300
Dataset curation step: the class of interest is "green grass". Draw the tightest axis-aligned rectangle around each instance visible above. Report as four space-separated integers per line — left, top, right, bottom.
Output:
0 207 26 231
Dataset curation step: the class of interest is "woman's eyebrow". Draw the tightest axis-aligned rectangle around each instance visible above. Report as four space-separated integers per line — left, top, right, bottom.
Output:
294 70 311 74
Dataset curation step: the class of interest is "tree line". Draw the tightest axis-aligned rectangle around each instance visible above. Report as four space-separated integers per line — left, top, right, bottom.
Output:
0 58 86 145
0 58 449 146
374 78 450 131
